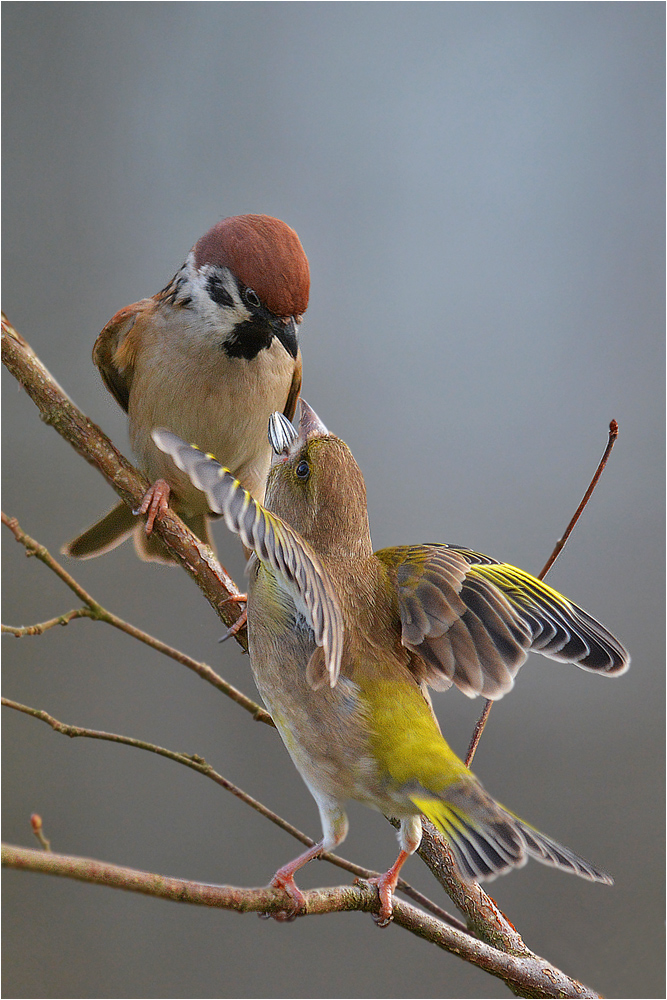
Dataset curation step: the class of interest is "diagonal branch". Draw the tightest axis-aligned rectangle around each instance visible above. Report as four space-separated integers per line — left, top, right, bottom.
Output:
1 313 246 641
465 419 620 769
2 511 271 724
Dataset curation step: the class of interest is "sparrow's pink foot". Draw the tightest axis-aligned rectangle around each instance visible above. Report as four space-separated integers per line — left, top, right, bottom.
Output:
135 479 171 534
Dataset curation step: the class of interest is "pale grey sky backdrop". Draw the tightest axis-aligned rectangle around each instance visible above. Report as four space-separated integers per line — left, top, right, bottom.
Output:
2 4 664 998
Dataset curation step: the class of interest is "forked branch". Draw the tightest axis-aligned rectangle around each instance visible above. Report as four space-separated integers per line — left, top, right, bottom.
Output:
2 316 605 997
2 844 600 998
464 420 619 768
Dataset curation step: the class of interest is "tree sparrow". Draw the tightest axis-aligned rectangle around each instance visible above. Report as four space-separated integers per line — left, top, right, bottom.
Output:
64 214 309 564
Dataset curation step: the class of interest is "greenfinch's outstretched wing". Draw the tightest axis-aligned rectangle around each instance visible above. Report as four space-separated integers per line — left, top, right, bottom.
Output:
376 543 629 699
152 429 344 687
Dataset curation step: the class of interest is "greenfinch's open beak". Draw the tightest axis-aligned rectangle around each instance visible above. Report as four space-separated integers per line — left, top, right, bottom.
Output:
298 399 329 441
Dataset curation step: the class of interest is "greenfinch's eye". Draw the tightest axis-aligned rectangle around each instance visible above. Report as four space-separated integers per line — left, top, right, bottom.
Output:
295 459 310 480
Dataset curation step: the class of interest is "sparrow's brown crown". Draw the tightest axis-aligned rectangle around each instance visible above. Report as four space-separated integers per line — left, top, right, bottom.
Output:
193 214 310 318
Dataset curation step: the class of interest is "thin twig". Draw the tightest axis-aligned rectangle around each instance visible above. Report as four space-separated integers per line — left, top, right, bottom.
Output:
464 701 494 770
2 511 272 725
1 845 601 997
0 697 462 930
465 420 620 768
2 608 94 636
538 420 619 580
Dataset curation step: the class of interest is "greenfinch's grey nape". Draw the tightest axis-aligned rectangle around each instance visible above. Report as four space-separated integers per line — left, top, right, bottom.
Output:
152 400 629 925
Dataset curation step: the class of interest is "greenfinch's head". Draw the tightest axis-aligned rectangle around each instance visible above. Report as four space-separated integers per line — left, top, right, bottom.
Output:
267 401 372 560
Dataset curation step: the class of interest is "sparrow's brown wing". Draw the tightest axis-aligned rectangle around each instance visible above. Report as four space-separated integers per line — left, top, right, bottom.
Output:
282 350 302 422
92 300 152 412
376 543 629 700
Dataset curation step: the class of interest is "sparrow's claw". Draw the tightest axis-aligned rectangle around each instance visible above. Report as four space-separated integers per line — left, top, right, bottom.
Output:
135 479 171 534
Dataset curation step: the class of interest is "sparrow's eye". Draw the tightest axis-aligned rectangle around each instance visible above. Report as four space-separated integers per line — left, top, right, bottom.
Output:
295 459 310 481
244 287 260 308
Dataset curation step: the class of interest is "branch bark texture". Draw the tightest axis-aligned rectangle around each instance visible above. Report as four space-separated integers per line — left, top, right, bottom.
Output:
2 845 600 999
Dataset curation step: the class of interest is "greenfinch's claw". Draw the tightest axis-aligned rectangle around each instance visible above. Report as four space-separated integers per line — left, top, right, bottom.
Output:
218 605 247 642
365 872 397 927
264 872 306 922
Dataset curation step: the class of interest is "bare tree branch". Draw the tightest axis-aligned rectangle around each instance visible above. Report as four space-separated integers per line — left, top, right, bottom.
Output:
1 511 271 724
1 313 246 640
2 844 601 998
2 316 606 996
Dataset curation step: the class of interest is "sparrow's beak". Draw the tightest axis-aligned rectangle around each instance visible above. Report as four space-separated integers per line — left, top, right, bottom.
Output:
270 314 299 359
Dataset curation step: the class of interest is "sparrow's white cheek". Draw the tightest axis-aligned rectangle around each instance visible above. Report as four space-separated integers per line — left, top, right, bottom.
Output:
181 261 251 344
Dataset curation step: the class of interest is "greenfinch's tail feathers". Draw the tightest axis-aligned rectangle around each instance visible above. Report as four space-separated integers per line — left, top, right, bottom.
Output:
151 428 344 686
411 786 612 885
510 815 612 883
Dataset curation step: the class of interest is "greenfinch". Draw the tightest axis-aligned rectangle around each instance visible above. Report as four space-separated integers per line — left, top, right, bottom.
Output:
152 402 629 924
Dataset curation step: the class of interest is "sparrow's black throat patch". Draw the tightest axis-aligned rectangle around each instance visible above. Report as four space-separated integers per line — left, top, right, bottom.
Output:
224 315 299 360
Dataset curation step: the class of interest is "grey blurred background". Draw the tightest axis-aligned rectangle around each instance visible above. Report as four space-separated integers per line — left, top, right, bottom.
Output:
2 4 664 998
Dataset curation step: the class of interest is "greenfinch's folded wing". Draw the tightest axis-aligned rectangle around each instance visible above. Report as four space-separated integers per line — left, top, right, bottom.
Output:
152 429 344 687
376 543 629 699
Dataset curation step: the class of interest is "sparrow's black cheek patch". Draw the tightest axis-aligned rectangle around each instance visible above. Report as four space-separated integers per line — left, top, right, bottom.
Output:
207 274 235 308
224 317 274 359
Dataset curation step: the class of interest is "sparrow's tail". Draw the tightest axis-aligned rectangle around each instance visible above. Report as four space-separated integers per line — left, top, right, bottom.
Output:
62 500 136 559
63 500 215 565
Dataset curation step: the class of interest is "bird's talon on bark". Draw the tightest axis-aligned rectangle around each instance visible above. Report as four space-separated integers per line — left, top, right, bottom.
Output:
218 606 248 642
135 479 171 534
